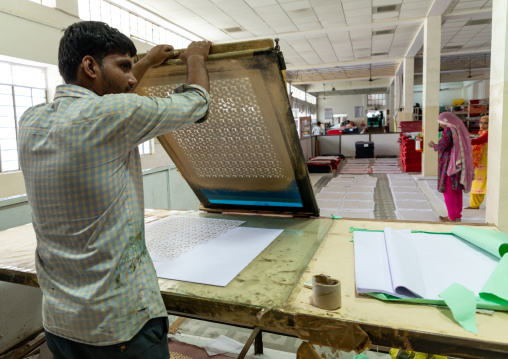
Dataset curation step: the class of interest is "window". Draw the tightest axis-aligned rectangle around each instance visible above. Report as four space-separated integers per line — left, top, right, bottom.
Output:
29 0 56 6
290 86 306 101
78 0 193 157
367 93 386 107
0 62 47 172
138 140 152 156
78 0 192 47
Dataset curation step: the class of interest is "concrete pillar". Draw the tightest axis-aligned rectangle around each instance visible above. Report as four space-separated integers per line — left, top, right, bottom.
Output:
486 0 508 231
421 16 441 176
394 75 402 131
389 82 395 131
401 57 415 122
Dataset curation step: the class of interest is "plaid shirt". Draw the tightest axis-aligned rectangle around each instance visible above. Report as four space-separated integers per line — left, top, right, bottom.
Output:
18 84 209 345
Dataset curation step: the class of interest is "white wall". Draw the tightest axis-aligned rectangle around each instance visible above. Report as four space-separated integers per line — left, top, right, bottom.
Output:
317 93 369 125
0 0 165 199
414 88 463 107
413 80 490 107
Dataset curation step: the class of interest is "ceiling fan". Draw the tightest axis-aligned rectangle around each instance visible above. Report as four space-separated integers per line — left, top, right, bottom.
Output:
467 69 483 78
467 56 483 78
368 64 375 82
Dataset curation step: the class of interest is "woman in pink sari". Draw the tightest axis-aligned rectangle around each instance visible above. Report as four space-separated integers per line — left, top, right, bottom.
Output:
428 112 474 222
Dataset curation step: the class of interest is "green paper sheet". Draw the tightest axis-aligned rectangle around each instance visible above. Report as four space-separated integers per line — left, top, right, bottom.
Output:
452 226 508 258
439 283 478 334
480 255 508 304
349 227 451 235
363 293 508 311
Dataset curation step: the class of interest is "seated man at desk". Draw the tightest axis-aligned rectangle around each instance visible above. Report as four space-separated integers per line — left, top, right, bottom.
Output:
18 21 210 358
312 121 323 135
340 119 355 127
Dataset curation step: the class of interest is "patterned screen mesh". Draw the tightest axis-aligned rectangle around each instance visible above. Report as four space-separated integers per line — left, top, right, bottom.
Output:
139 77 289 183
135 52 317 214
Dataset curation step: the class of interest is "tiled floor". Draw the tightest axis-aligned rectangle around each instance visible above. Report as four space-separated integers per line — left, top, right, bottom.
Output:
373 173 397 220
313 158 486 223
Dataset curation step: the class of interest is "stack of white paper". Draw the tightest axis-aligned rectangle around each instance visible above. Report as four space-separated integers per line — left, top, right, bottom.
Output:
353 228 499 299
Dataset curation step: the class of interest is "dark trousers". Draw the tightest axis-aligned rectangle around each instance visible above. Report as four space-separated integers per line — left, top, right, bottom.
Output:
45 317 170 359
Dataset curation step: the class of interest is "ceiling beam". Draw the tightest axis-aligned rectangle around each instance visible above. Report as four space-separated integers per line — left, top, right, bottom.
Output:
290 76 395 86
395 61 403 77
414 68 490 75
443 8 492 20
405 24 424 58
427 49 491 57
427 0 454 17
286 57 400 71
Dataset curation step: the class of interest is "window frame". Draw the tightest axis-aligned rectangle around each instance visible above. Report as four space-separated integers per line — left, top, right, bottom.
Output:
78 0 193 47
138 139 154 156
0 61 48 173
367 93 387 107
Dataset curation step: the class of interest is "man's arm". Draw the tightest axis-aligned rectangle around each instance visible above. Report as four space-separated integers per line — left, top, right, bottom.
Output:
132 45 179 87
179 41 211 92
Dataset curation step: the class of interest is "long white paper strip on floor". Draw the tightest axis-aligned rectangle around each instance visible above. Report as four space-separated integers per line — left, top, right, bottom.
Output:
354 228 499 299
153 227 283 286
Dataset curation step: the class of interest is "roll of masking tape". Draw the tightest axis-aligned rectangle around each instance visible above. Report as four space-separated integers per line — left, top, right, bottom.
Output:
312 274 341 310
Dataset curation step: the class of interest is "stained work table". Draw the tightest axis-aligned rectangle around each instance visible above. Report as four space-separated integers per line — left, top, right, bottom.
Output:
285 219 508 358
0 210 507 358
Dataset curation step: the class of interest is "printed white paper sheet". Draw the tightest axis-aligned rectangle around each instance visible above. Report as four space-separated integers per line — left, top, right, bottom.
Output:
153 227 283 286
145 216 245 261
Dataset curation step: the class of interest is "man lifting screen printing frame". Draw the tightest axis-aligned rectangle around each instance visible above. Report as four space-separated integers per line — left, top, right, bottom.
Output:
4 30 508 359
17 21 210 358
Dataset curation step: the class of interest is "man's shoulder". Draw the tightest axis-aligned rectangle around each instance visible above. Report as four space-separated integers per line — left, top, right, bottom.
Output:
19 102 50 127
100 93 151 110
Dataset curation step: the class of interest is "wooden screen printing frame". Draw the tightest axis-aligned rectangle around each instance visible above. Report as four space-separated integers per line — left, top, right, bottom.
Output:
135 40 319 217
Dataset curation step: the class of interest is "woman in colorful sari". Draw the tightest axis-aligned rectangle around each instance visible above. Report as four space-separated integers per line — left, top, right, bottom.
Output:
428 112 474 222
466 115 489 209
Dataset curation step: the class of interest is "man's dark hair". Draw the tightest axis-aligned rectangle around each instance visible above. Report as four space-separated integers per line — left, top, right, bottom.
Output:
58 21 137 83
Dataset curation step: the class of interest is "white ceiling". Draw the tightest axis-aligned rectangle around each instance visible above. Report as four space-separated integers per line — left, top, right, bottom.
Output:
129 0 492 94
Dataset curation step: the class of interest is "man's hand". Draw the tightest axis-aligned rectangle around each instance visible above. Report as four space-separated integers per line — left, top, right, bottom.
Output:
180 41 211 92
131 45 179 87
142 45 180 67
179 41 211 65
